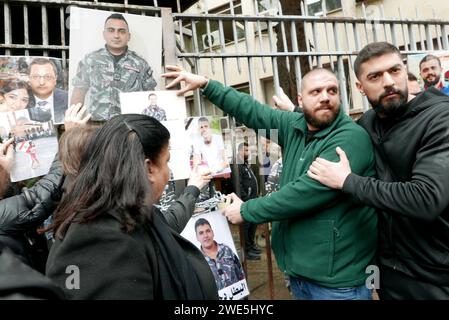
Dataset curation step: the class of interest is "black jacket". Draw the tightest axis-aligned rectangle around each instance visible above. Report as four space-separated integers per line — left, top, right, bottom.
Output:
343 88 449 285
234 162 258 201
0 156 64 267
46 206 218 300
0 243 63 299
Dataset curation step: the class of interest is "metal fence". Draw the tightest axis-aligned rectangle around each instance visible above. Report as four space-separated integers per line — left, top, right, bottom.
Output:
174 0 449 114
2 0 449 113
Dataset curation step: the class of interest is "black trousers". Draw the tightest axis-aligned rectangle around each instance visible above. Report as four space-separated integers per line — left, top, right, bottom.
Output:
378 265 449 300
243 221 257 251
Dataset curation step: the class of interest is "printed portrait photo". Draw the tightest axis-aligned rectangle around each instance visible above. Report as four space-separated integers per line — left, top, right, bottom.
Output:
0 56 68 124
407 51 449 95
120 90 190 180
120 90 187 121
185 116 232 178
68 7 162 121
180 210 249 300
0 109 58 182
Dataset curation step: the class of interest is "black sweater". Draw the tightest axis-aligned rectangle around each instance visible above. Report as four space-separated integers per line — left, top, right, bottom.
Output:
343 88 449 286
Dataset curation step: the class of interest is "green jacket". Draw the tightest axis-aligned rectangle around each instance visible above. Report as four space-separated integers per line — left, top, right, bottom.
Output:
204 80 377 288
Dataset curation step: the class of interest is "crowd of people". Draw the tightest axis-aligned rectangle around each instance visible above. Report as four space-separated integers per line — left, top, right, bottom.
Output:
0 38 448 301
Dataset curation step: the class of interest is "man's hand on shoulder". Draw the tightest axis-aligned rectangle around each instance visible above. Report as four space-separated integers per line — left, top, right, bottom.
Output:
307 147 351 189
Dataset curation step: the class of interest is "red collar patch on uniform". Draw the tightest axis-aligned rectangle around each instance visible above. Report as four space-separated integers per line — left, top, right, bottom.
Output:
124 65 140 72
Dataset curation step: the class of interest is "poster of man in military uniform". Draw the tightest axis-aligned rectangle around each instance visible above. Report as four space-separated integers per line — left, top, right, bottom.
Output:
68 7 162 121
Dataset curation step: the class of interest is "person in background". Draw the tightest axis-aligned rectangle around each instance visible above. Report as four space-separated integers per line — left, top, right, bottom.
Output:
234 142 261 260
419 54 449 95
407 72 422 96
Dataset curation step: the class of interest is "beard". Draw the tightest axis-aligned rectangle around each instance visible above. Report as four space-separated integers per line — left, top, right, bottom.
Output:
368 87 409 118
303 104 339 130
423 74 440 87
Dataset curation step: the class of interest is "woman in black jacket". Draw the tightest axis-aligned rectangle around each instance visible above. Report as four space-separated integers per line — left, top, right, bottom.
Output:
46 114 218 300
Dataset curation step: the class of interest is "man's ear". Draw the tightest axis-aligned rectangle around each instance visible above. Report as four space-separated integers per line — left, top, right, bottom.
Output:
297 93 303 109
145 159 154 184
355 81 365 96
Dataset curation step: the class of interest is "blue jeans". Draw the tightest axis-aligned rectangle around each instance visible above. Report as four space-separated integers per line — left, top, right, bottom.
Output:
289 276 372 300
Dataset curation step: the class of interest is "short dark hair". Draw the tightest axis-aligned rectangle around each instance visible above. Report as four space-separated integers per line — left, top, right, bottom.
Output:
105 13 129 28
195 218 211 233
407 72 418 82
28 58 58 77
148 93 157 99
354 42 402 78
419 54 441 70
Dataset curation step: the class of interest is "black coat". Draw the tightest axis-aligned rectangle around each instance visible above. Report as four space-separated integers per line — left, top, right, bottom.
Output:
46 199 218 300
0 156 63 267
343 88 449 286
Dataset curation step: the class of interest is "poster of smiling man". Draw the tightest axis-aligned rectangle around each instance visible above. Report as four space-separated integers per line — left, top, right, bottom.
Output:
68 7 162 121
185 116 232 178
407 51 449 96
181 210 249 300
0 56 68 123
0 109 58 182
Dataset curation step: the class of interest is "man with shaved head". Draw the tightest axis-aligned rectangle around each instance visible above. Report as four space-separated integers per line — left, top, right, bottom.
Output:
162 66 378 300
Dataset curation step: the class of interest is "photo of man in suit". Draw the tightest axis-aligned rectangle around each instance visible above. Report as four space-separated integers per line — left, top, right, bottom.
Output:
28 58 68 123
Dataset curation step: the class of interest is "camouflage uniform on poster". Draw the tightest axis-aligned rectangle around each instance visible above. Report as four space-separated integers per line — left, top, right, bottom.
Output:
201 242 245 291
72 47 157 121
141 104 167 121
265 157 283 195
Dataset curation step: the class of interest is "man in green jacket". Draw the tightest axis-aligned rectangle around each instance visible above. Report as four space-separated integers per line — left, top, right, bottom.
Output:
163 66 377 300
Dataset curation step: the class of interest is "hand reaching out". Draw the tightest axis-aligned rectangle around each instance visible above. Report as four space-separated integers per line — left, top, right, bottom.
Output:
64 103 92 131
188 165 212 190
162 65 209 96
272 87 296 112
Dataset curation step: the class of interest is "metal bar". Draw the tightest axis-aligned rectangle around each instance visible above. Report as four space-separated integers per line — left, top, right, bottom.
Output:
311 20 321 67
173 13 449 25
408 23 417 51
433 9 442 50
59 6 67 72
243 19 256 96
290 20 302 93
381 4 388 41
442 24 449 50
333 22 348 113
8 0 161 13
24 4 29 56
301 0 314 68
268 20 280 97
398 7 409 51
254 0 267 73
322 1 334 71
42 4 49 56
176 50 440 58
425 23 434 50
4 2 12 56
390 23 397 47
203 0 215 74
278 3 290 73
218 19 228 86
229 1 242 74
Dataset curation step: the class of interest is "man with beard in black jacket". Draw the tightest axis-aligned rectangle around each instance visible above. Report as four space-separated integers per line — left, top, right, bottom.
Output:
307 42 449 299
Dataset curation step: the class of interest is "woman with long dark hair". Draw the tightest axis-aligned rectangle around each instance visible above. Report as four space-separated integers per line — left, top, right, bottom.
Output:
46 114 218 299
